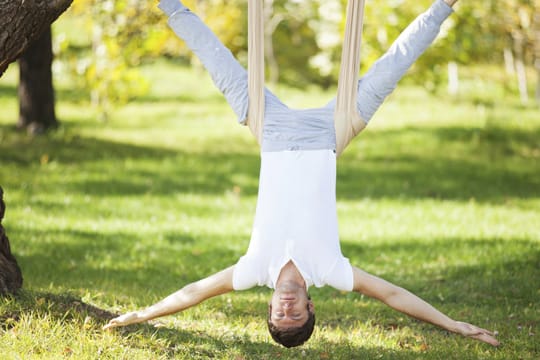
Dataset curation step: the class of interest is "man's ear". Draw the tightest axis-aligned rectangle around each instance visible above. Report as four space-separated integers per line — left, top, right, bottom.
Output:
308 300 315 312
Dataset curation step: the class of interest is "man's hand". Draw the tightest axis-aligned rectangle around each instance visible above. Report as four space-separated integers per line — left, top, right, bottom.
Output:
102 266 234 331
453 321 500 347
103 311 143 330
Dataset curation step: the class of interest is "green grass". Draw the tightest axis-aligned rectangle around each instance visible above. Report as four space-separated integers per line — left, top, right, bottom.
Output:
1 59 539 359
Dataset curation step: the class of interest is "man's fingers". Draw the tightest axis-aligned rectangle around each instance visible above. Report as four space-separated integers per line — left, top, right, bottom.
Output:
476 326 496 337
470 332 500 347
464 325 500 346
103 320 119 330
455 321 500 346
102 312 141 331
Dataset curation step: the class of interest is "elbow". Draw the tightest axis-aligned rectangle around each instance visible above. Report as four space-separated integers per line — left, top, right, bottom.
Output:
182 283 204 305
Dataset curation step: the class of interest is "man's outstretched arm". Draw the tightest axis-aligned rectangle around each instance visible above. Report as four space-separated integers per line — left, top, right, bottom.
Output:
352 266 500 346
103 266 235 329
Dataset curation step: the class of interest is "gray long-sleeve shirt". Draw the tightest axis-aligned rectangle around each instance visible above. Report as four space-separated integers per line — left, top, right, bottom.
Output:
159 0 453 153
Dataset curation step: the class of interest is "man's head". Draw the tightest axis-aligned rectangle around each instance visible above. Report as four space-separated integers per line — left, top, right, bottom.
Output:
267 280 316 347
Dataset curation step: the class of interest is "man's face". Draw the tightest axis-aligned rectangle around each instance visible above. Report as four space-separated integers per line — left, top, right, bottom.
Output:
269 280 314 328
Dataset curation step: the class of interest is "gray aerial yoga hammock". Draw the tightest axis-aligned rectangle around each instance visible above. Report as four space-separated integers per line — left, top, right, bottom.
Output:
247 0 366 156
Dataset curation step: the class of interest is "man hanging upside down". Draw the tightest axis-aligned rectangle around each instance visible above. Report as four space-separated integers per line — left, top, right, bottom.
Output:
104 0 500 348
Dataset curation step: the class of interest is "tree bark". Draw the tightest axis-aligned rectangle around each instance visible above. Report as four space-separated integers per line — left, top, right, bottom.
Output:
17 27 58 133
0 0 73 78
0 187 23 296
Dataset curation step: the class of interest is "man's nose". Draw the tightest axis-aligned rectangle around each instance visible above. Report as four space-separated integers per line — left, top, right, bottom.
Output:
283 301 292 309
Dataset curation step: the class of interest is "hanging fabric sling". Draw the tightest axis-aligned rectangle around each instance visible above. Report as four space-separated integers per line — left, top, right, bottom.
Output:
247 0 265 145
333 0 367 155
247 0 366 156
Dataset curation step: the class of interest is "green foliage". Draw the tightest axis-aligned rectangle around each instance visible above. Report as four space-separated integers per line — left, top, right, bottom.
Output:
52 0 539 112
54 0 166 120
1 59 539 358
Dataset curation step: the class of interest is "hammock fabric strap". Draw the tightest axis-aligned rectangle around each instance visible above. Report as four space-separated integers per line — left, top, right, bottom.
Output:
247 0 264 144
247 0 366 155
334 0 366 156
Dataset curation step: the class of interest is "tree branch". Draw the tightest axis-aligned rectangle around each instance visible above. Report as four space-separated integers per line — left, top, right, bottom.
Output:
0 0 73 77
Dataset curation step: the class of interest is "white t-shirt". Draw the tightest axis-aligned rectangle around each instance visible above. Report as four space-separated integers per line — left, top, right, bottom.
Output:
233 149 354 291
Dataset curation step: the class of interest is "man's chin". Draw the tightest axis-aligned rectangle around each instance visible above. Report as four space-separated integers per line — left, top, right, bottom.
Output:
276 280 304 292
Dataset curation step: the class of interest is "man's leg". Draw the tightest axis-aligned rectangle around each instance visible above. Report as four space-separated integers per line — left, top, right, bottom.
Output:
356 0 455 125
158 0 250 124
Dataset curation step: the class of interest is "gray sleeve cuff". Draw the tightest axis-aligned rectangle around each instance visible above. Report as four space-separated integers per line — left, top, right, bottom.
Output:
431 0 454 22
158 0 186 17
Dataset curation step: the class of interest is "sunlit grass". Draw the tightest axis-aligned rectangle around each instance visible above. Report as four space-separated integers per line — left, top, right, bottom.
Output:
1 59 539 359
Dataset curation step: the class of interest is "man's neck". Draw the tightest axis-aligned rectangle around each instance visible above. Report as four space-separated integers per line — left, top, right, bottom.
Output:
276 260 306 288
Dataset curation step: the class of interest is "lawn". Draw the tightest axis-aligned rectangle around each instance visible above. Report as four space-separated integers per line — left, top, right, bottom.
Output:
0 59 539 359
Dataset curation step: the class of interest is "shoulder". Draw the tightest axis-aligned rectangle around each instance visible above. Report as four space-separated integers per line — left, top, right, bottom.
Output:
323 256 354 292
232 254 269 290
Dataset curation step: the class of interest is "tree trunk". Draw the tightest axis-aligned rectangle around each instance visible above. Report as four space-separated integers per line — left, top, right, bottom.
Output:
533 6 540 105
0 0 73 78
503 47 515 75
447 61 459 96
0 187 23 296
17 27 58 134
512 31 529 104
263 0 283 85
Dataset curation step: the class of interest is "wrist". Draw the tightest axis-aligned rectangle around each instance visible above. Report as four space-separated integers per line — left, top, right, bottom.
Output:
158 0 186 17
447 319 462 334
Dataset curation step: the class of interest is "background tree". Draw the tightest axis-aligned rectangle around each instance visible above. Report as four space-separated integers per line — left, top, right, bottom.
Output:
0 187 23 295
0 0 73 295
0 0 73 78
534 4 540 104
17 27 58 134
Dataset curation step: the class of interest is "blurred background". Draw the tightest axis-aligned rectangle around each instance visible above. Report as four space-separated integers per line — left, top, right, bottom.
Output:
4 0 539 133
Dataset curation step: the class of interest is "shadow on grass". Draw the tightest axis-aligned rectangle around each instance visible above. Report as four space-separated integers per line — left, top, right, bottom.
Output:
13 223 539 313
12 228 243 297
0 124 262 197
115 325 433 360
341 237 540 308
3 233 533 358
0 290 117 329
0 290 463 360
1 123 539 202
338 125 540 201
0 290 440 359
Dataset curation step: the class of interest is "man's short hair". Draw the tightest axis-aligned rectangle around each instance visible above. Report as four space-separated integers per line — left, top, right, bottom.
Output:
267 303 316 348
